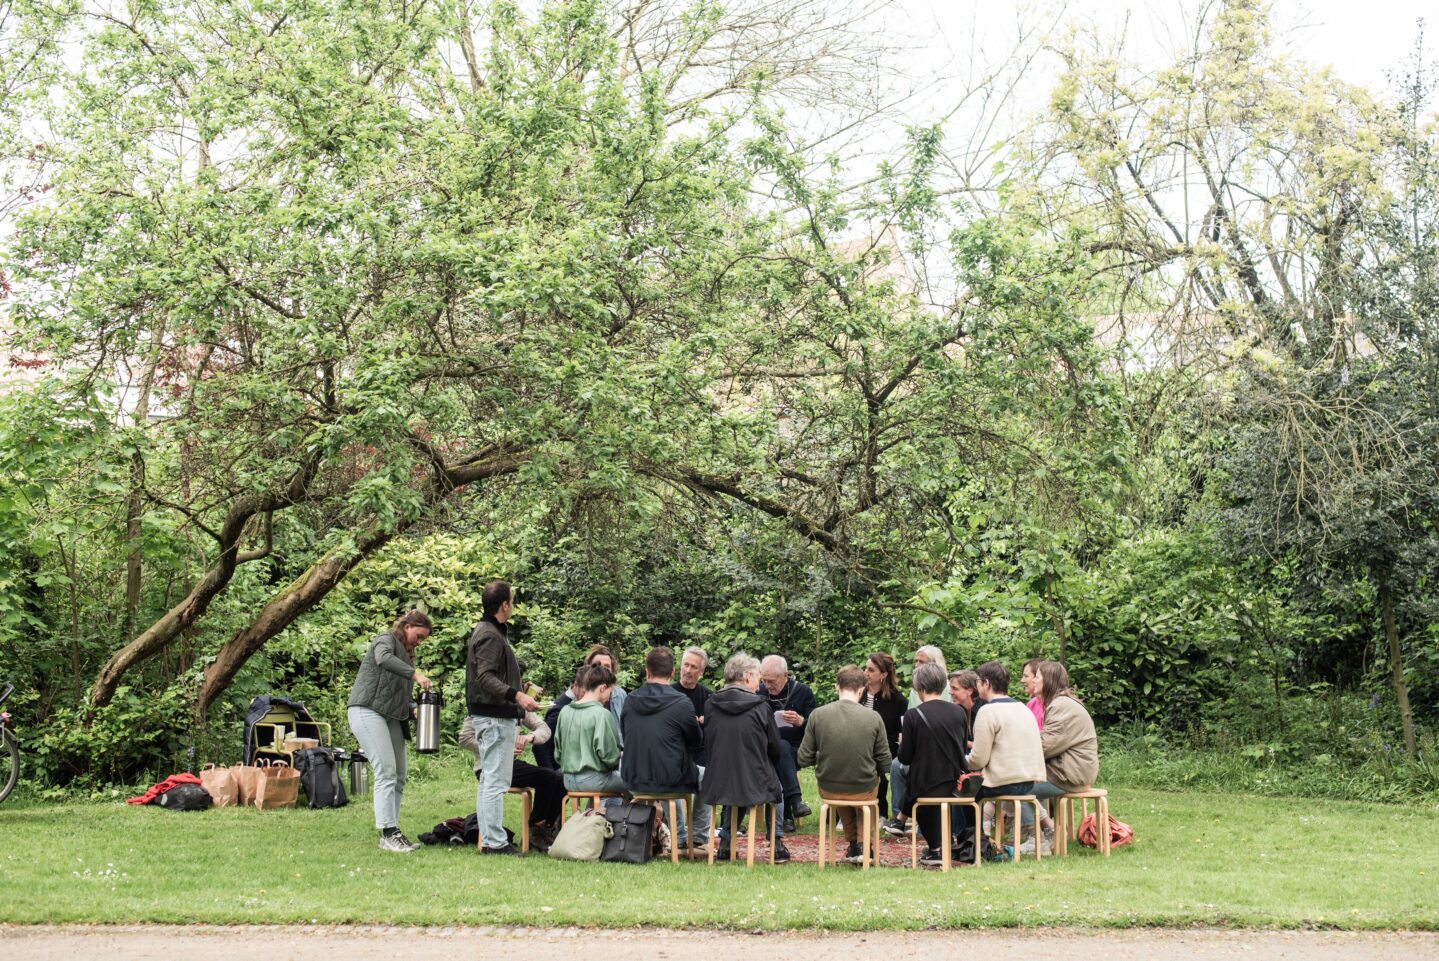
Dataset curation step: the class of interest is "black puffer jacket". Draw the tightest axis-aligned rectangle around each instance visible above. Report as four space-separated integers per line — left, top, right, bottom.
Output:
699 685 782 807
621 683 703 794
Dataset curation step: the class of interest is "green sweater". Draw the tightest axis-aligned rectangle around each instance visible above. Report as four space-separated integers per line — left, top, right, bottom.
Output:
797 699 892 794
554 699 621 775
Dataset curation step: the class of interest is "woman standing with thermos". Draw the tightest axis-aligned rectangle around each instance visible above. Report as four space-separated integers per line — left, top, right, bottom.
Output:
347 609 434 852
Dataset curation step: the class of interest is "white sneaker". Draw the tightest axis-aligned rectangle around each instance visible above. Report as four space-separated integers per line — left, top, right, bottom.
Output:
379 832 416 853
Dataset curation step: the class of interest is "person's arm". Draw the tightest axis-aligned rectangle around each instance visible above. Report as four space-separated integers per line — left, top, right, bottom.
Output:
552 708 568 768
457 717 479 756
527 711 552 746
967 709 995 772
797 714 818 769
596 711 621 769
1040 698 1078 760
795 683 817 721
872 717 892 776
897 712 915 765
470 629 520 705
372 635 416 679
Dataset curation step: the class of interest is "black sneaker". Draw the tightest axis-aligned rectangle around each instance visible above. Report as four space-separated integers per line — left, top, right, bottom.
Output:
881 817 908 837
843 842 864 864
714 845 732 862
772 842 791 864
781 817 797 834
919 847 947 867
480 843 521 856
790 801 812 819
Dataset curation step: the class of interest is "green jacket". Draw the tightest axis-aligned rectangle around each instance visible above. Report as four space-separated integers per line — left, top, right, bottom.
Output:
797 699 892 795
553 699 620 775
347 632 415 721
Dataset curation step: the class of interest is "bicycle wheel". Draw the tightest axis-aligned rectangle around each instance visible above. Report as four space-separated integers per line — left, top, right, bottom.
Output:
0 731 17 804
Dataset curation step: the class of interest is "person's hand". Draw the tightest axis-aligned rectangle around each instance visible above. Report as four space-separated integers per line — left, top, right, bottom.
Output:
782 710 803 726
514 733 533 756
412 671 432 690
696 715 704 725
516 690 540 712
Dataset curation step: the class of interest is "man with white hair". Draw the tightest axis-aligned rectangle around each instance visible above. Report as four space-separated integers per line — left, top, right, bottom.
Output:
759 654 816 833
671 646 714 851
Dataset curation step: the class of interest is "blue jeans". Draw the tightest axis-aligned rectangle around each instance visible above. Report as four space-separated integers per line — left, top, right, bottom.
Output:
470 715 518 849
347 706 406 830
563 769 627 807
890 757 909 817
776 739 803 808
678 765 711 847
978 780 1038 827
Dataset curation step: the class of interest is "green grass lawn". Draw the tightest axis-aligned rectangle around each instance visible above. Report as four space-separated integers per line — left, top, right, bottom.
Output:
2 758 1436 930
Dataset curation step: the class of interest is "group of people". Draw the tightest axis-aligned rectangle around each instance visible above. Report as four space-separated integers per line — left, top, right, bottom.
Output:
347 581 1100 866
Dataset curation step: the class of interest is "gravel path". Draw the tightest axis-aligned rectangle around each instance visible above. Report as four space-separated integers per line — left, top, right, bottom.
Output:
3 925 1436 961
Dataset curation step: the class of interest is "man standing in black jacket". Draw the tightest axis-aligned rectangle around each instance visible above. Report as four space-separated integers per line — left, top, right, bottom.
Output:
760 655 816 832
622 647 703 850
466 581 539 856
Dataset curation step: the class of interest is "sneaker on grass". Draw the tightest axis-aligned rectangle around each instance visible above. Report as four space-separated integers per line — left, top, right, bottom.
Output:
881 818 908 837
919 847 947 867
379 833 417 853
772 842 791 864
843 841 865 864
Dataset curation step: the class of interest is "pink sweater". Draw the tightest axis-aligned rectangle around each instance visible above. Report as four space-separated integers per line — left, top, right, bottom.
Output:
1026 696 1045 731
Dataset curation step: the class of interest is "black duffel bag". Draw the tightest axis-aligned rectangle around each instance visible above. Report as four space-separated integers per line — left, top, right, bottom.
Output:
293 747 349 809
600 802 656 864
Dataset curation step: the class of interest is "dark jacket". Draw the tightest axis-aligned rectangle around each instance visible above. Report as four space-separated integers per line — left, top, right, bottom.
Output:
621 682 703 794
671 680 712 764
348 633 415 722
699 685 782 807
764 678 817 745
533 690 574 770
863 688 906 754
897 699 970 804
465 616 523 719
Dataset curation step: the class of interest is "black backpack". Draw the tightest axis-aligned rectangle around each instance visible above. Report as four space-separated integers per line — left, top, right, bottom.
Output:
156 783 212 811
600 802 657 864
293 748 348 809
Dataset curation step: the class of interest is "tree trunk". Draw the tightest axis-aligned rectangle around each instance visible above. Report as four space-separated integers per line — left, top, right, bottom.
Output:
192 448 527 716
122 332 164 641
196 528 394 716
1378 577 1418 759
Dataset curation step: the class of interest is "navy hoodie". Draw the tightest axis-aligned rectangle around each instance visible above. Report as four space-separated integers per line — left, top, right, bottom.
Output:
620 682 703 794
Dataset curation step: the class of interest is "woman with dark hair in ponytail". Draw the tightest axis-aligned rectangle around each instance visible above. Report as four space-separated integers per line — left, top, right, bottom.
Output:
348 609 434 852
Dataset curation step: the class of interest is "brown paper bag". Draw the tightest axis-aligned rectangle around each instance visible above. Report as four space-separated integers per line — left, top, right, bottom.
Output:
230 761 265 807
255 761 300 810
199 763 239 807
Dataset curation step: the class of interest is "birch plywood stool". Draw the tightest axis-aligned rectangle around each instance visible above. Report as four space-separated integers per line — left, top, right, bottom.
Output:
561 791 623 823
908 798 982 871
989 794 1043 863
817 797 881 869
507 786 533 853
630 792 695 863
1055 787 1110 856
708 803 777 868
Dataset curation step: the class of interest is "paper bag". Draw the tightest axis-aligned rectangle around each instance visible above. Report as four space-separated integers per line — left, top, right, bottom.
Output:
230 761 265 807
199 763 239 808
255 761 300 810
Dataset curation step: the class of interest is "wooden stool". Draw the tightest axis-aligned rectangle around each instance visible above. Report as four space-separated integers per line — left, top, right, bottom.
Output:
508 786 533 854
708 803 776 868
561 790 623 822
988 794 1043 863
908 797 982 871
631 792 695 863
1055 787 1110 856
818 797 881 870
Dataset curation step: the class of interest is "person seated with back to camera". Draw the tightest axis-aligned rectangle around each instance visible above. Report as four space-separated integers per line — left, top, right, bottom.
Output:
898 661 973 866
798 664 892 864
621 645 703 850
699 652 791 863
554 663 628 804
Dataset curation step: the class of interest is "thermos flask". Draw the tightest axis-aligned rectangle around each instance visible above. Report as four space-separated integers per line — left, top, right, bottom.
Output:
415 690 442 754
348 750 371 797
